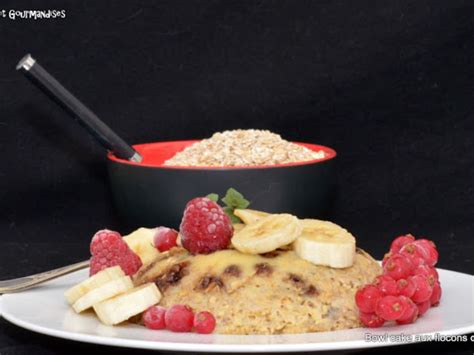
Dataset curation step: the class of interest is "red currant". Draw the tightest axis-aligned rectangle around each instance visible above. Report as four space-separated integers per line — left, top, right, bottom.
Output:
374 275 398 296
416 300 431 316
355 285 383 313
412 240 438 266
410 274 433 303
143 306 167 330
382 252 393 268
413 264 438 285
193 311 216 334
153 227 179 252
359 311 385 328
165 304 194 332
400 243 428 267
383 254 414 280
397 278 416 298
395 296 418 325
375 295 406 320
430 281 442 306
390 234 415 253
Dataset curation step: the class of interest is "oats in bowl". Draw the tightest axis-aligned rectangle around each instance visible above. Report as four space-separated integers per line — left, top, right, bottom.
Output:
163 129 326 167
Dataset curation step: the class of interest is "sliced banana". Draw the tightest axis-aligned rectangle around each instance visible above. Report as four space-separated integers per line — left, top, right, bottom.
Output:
231 214 302 254
64 266 125 305
123 227 160 265
234 209 270 225
72 276 134 313
232 223 246 233
294 219 356 268
93 283 162 325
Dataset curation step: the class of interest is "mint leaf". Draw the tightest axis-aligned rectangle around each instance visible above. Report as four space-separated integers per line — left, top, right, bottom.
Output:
221 188 250 209
206 193 219 202
223 206 242 224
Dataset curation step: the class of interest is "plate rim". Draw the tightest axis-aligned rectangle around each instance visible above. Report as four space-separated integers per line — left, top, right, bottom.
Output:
1 267 473 353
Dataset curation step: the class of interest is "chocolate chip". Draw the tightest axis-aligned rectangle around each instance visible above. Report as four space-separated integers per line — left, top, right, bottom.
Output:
304 285 319 296
154 262 189 291
198 275 224 290
289 273 305 286
260 251 281 258
224 265 241 277
255 263 273 276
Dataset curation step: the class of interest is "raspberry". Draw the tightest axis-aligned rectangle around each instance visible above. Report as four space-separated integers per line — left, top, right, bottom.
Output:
153 227 178 252
396 296 418 325
165 304 194 332
412 239 438 266
180 197 233 254
143 306 167 330
375 295 406 320
374 275 398 296
89 229 142 276
410 274 433 303
400 242 429 267
359 312 385 328
390 234 415 254
430 281 442 306
413 264 438 285
193 311 217 334
416 300 431 316
383 254 414 280
355 285 383 313
397 278 416 298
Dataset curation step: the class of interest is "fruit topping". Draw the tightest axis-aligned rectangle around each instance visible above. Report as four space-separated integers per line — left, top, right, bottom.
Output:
89 229 142 276
143 306 167 330
356 234 441 328
355 285 383 313
180 197 233 254
375 295 406 321
359 312 385 328
153 227 179 252
193 311 217 334
164 304 195 332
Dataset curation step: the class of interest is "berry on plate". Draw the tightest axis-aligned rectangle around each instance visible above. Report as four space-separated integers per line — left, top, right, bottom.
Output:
143 306 167 330
355 285 383 313
396 278 416 298
359 311 385 328
165 304 195 332
373 275 398 296
383 254 413 280
89 229 142 276
193 311 217 334
430 281 442 306
395 296 418 325
390 234 415 254
153 227 179 252
416 300 431 316
410 274 433 303
375 295 406 321
180 197 233 254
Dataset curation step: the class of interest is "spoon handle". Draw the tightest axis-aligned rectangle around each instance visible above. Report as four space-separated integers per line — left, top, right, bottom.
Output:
0 260 89 294
16 53 142 163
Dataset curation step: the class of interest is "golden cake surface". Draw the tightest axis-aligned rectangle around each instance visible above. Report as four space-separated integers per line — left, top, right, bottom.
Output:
133 247 381 334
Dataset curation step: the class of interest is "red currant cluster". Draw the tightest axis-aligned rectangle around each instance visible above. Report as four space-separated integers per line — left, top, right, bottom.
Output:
142 304 216 334
355 234 441 327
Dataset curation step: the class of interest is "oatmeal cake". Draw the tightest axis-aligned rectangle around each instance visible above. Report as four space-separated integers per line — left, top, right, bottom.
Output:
133 247 381 334
163 129 326 167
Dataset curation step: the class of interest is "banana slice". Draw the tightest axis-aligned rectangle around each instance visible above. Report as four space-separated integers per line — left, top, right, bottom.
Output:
234 209 270 225
64 266 125 305
72 276 134 313
232 223 246 233
123 227 160 265
294 219 356 268
93 283 162 325
231 214 302 254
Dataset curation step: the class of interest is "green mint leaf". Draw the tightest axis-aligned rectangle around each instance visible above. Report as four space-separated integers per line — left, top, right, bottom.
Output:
221 188 249 209
206 193 219 202
223 206 242 223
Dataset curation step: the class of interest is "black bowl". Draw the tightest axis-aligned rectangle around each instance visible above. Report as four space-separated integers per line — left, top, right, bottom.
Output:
107 141 337 228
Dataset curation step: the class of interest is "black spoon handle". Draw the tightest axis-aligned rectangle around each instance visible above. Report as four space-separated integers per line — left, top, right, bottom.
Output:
16 54 142 163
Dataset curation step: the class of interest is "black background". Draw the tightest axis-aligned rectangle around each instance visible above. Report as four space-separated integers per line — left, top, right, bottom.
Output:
0 1 473 354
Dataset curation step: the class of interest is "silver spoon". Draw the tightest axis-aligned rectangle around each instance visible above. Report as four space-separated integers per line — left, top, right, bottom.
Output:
0 260 89 294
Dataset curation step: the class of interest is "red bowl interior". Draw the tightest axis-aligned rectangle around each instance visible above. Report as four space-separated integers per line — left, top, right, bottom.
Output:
107 140 337 169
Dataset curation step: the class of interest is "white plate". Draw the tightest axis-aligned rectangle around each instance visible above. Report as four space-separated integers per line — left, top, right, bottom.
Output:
0 268 473 353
